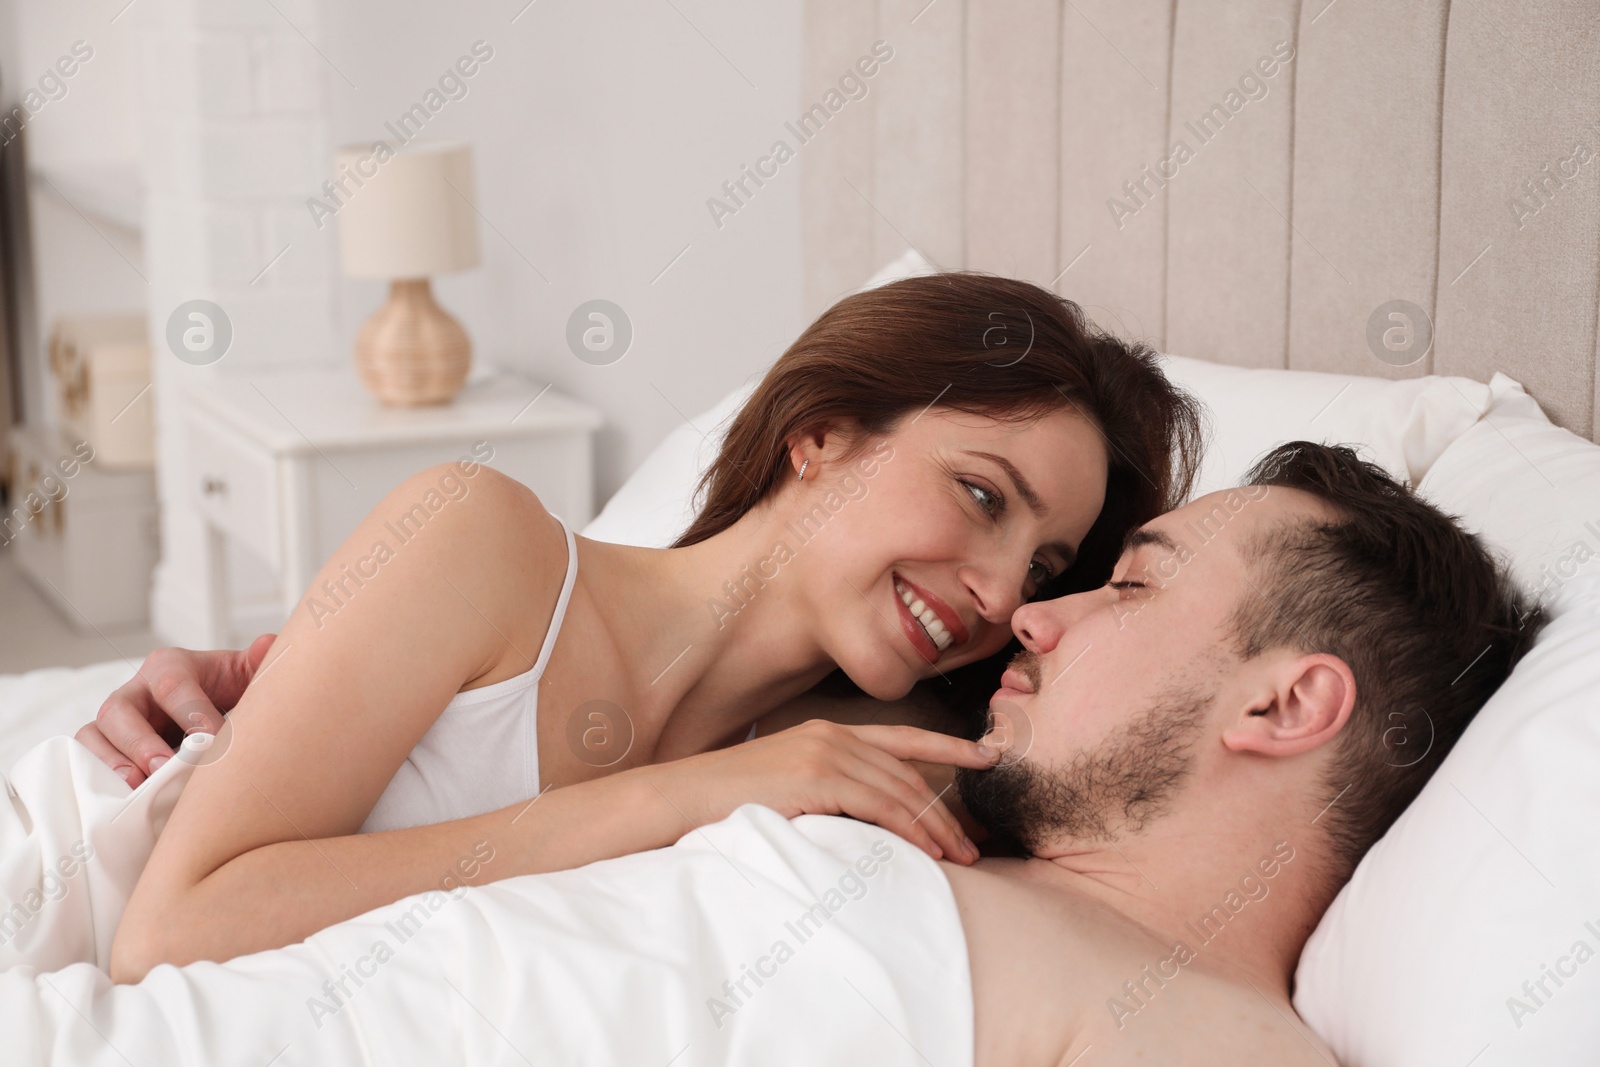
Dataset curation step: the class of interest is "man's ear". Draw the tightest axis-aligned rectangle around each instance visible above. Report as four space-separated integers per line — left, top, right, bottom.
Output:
1221 652 1355 757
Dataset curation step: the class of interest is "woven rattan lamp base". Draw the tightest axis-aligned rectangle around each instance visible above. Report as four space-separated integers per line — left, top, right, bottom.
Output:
354 278 471 407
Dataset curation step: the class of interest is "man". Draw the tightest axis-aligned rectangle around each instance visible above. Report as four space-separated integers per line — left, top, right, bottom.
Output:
73 442 1536 1063
940 442 1535 1062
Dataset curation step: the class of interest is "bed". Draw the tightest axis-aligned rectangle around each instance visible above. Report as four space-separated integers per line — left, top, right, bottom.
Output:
5 2 1600 1064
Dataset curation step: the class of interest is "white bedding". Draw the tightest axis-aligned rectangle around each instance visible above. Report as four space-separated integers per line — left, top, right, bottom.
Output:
0 660 134 772
0 731 972 1066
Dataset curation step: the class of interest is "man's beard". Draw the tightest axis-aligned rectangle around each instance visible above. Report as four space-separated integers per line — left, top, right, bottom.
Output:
956 685 1212 856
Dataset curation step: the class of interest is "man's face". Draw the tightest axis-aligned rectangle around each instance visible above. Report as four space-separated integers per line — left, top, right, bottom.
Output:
957 484 1322 856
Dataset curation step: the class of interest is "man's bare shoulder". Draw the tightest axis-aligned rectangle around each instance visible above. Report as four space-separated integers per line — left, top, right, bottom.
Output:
943 861 1340 1067
1066 969 1340 1067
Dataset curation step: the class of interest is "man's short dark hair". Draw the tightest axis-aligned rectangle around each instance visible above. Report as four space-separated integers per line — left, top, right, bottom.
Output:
1233 442 1543 878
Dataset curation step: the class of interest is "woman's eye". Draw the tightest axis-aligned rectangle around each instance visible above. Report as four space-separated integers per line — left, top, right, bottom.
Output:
1027 558 1053 585
962 480 1002 517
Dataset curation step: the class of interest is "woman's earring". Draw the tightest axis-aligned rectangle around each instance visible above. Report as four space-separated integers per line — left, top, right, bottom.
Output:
797 459 810 482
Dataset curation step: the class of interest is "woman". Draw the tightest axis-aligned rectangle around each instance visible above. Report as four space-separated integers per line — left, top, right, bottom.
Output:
105 273 1201 982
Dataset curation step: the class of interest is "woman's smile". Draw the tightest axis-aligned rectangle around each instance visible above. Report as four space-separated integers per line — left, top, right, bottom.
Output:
893 572 970 662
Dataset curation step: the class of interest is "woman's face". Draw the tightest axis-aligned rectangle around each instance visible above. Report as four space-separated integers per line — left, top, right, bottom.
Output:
789 406 1109 700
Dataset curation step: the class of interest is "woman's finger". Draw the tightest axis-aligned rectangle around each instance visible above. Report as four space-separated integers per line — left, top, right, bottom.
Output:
829 779 945 861
94 688 180 776
826 725 987 860
792 721 980 860
73 723 144 788
813 740 972 863
144 667 229 735
846 723 1000 769
842 747 976 863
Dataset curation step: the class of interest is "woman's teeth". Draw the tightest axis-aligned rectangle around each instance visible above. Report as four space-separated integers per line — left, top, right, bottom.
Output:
895 578 954 651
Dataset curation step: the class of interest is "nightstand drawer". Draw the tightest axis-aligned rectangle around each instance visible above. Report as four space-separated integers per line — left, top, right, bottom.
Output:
188 414 281 569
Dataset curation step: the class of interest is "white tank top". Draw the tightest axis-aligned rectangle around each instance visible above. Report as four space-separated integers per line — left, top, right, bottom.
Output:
359 515 578 834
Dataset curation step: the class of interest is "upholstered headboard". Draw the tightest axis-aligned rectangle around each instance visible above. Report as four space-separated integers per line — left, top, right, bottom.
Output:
800 0 1600 442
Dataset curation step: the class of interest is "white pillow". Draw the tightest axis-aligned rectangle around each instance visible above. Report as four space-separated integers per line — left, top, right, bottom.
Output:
859 247 940 289
1416 372 1600 600
1293 376 1600 1066
580 381 755 547
1158 354 1493 498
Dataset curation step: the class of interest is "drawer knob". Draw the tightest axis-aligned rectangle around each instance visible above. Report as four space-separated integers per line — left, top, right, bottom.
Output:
201 476 228 497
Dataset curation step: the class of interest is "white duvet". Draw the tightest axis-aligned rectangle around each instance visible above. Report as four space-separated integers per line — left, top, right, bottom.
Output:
0 734 974 1066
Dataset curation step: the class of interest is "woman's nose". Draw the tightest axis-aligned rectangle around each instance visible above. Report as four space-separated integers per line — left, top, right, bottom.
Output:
960 566 1025 626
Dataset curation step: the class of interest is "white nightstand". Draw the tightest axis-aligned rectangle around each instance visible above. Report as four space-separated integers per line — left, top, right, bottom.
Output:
182 367 601 645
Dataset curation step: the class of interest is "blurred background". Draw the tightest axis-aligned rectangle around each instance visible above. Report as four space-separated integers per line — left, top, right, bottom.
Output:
4 1 1596 676
0 0 808 672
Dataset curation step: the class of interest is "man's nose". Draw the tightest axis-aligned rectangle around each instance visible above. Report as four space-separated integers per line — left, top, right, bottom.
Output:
1011 590 1099 653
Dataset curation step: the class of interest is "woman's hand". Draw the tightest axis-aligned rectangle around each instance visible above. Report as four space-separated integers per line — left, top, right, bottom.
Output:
74 635 276 787
647 719 998 864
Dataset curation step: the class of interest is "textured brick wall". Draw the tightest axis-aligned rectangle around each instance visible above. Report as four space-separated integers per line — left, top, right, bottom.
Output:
142 0 337 644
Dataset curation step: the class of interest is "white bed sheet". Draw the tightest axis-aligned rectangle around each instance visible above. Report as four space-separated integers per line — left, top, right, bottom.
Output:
0 722 972 1066
0 660 133 771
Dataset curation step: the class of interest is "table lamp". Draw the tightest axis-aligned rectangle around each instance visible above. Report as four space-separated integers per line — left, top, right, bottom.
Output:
335 141 481 406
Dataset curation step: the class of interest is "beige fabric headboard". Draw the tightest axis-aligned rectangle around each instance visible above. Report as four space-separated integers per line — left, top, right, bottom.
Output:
800 0 1600 442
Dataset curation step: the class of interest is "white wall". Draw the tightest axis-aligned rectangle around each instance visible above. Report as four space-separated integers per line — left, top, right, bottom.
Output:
5 0 807 496
1 0 146 426
3 0 806 646
320 0 806 498
8 1 141 172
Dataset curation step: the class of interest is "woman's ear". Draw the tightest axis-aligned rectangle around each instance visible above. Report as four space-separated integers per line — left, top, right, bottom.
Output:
787 424 860 479
786 429 828 479
1221 652 1355 757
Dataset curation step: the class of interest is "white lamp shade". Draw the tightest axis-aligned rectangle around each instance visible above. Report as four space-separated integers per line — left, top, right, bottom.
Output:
335 141 481 279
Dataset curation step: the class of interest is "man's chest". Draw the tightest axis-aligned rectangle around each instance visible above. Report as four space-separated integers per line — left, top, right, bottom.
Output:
944 863 1273 1067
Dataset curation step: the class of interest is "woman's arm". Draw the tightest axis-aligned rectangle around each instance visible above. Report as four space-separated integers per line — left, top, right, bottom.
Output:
116 696 993 981
111 462 575 981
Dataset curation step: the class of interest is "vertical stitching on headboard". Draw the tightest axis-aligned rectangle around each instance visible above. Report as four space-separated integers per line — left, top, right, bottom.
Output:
1428 0 1454 378
1591 269 1600 444
1282 0 1305 371
1160 0 1177 349
1590 163 1600 441
1588 136 1600 441
960 0 969 268
1052 0 1063 288
870 0 881 268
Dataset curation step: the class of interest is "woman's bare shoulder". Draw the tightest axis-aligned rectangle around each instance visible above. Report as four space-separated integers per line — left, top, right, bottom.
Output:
371 462 572 685
389 460 562 545
423 462 565 556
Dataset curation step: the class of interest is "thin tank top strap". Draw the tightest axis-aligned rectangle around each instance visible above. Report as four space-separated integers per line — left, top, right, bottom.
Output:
531 513 579 677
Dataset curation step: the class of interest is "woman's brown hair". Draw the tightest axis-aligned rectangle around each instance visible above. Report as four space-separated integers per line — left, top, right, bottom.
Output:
674 271 1202 597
